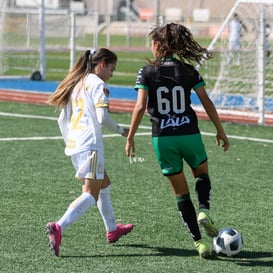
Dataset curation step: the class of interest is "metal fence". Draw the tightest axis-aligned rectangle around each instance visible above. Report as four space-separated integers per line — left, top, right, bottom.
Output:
0 6 154 80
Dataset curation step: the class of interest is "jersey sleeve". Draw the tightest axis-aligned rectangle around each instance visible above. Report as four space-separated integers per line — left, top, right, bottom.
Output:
96 107 124 134
93 82 110 109
57 102 72 144
135 66 149 91
192 67 206 90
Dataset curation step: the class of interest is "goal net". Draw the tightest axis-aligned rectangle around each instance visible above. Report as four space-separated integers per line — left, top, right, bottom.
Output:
199 0 273 125
0 6 72 80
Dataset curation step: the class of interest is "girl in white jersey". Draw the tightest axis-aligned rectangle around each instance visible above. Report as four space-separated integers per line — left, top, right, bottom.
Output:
45 48 133 256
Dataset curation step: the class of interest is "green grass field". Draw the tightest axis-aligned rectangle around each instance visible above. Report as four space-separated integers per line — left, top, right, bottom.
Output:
2 34 210 85
5 50 152 86
0 101 273 273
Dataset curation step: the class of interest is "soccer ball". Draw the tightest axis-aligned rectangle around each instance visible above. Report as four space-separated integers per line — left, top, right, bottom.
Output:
213 228 243 257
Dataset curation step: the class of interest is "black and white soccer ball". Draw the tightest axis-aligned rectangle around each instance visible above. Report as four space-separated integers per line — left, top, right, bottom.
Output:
213 228 243 257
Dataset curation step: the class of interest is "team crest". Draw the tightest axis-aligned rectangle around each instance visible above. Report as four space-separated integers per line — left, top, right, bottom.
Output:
103 88 110 97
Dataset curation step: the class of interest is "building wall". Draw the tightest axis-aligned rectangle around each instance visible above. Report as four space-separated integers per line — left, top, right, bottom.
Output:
136 0 235 19
12 0 237 19
84 0 236 19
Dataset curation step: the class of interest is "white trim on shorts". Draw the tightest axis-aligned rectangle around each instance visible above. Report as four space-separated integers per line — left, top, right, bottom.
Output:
71 150 104 180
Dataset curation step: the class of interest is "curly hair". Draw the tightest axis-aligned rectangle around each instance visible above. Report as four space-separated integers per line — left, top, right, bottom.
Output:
149 23 213 65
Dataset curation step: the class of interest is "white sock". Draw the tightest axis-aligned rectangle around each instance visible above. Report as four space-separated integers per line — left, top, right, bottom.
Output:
57 192 96 232
97 185 117 232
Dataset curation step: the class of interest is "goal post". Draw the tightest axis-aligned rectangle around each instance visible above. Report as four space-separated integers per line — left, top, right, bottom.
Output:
199 0 273 125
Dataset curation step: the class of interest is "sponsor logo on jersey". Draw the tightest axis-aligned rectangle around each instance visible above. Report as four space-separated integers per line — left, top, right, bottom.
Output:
160 115 190 129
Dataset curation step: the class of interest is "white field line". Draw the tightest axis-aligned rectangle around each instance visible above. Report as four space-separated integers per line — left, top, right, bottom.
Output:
0 112 57 120
0 132 151 142
201 132 273 143
0 112 272 144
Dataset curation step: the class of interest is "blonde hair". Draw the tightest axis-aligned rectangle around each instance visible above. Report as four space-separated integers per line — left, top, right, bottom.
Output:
47 48 117 108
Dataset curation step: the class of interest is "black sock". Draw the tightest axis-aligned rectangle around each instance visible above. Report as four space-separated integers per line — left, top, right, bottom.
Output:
177 194 201 242
195 174 211 210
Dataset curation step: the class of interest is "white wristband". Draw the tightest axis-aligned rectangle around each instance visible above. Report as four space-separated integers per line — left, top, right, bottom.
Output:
117 126 124 135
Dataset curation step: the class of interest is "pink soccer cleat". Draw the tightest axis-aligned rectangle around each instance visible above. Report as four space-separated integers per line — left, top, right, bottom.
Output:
107 223 134 243
45 222 62 256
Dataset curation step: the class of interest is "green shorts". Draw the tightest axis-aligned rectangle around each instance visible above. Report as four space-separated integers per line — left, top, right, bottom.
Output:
152 134 207 176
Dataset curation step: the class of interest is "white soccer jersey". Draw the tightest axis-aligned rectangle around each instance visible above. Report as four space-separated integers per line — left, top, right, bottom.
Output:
58 73 110 156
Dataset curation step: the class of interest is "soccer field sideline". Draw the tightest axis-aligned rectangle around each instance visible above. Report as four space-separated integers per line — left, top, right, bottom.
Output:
0 111 273 144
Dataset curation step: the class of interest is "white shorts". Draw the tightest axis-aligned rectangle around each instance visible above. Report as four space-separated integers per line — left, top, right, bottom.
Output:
71 150 104 180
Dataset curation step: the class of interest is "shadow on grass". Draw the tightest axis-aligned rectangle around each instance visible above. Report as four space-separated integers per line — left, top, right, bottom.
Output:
61 244 273 268
214 250 273 267
116 244 198 257
61 243 197 259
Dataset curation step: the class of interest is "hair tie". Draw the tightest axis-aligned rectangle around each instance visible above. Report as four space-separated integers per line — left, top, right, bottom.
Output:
90 49 96 57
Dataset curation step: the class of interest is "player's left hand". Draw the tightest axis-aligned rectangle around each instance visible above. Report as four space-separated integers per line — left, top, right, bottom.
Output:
216 132 229 151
